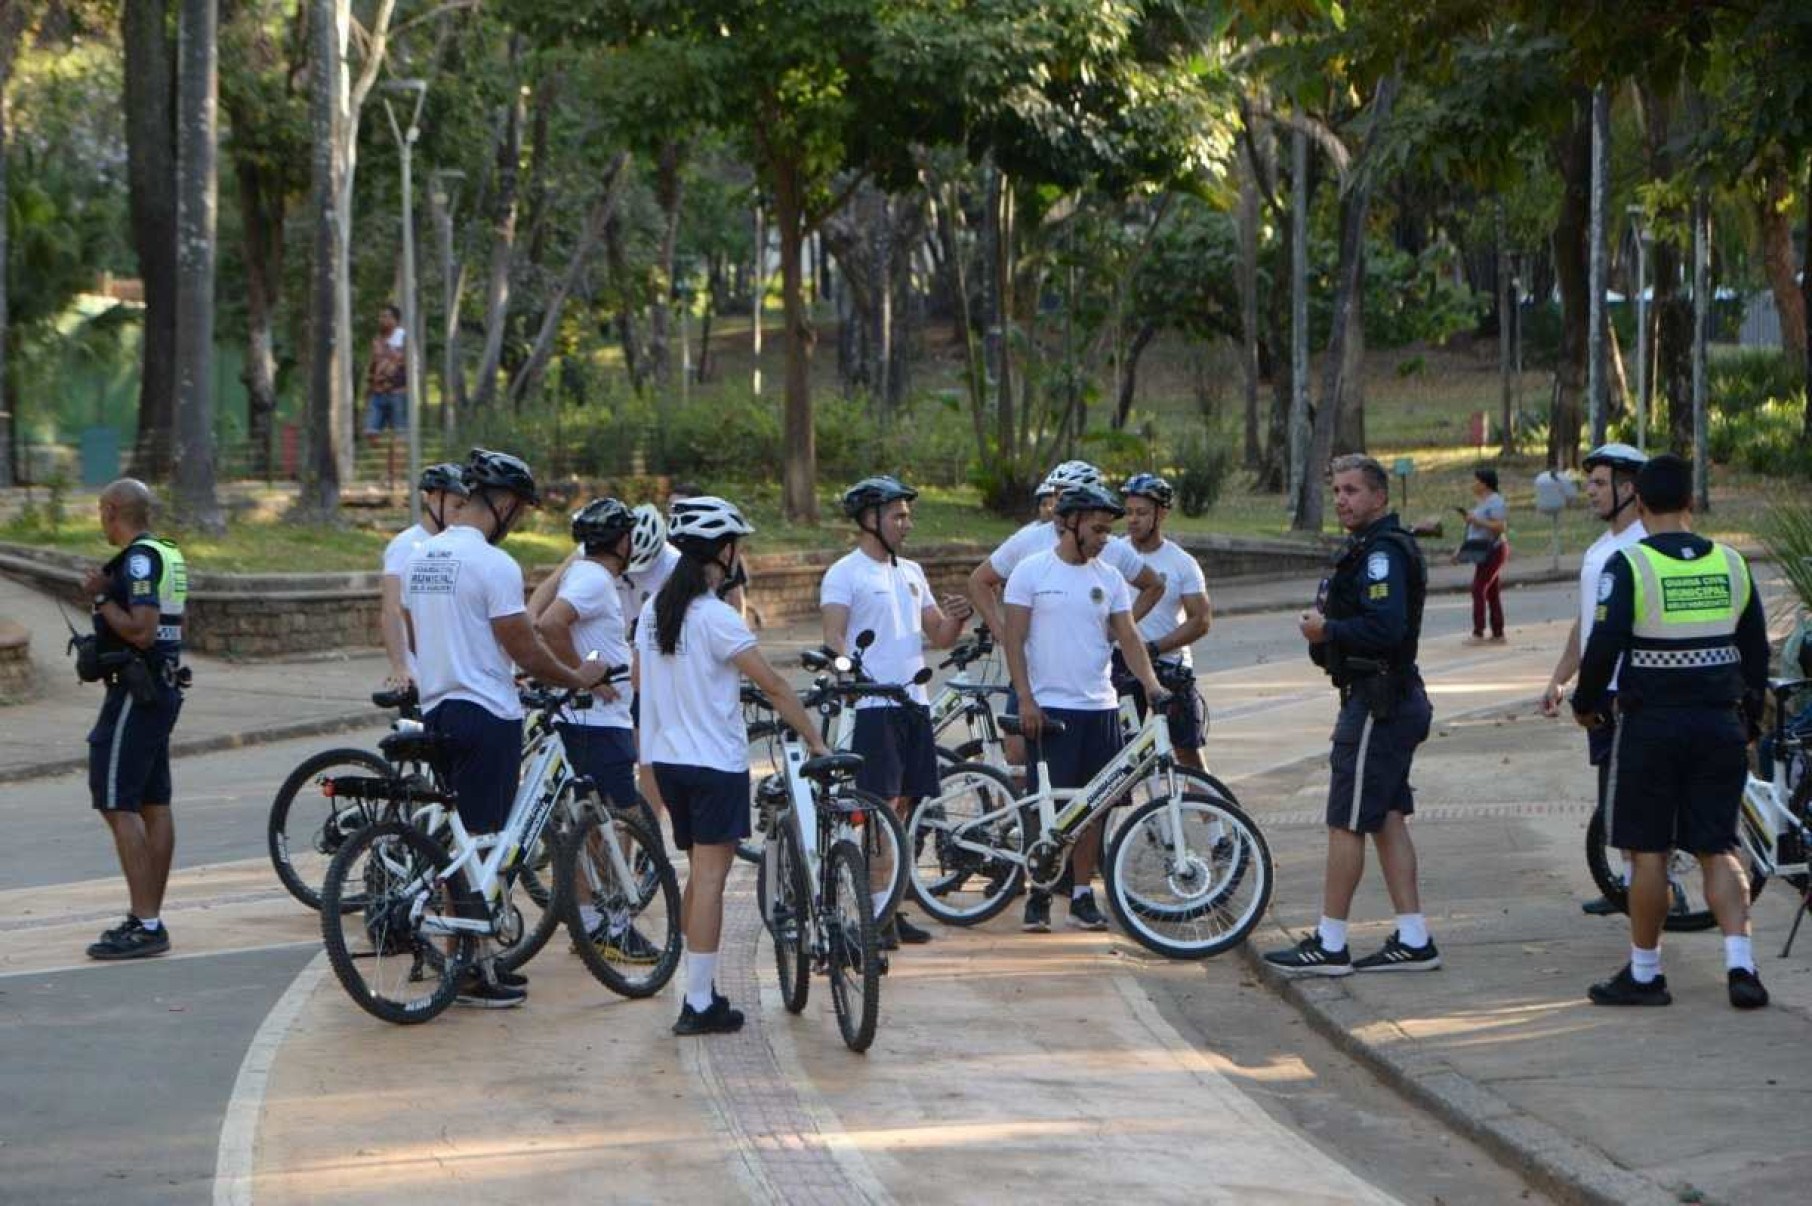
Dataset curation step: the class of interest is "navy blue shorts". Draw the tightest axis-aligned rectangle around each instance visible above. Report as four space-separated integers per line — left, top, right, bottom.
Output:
426 700 523 834
558 723 638 806
1605 707 1746 855
651 763 751 850
1028 707 1123 791
88 685 183 812
851 705 940 800
1326 681 1432 834
1112 650 1207 751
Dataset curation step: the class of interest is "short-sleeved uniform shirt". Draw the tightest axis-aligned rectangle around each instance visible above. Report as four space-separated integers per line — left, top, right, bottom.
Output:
96 536 185 665
382 523 431 677
1116 536 1207 667
819 549 934 707
634 595 759 773
1578 520 1646 693
554 559 633 730
1003 551 1133 710
990 520 1148 586
401 525 527 721
616 543 681 641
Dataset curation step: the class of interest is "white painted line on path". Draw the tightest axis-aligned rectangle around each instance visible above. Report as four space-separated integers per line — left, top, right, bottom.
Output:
213 952 328 1206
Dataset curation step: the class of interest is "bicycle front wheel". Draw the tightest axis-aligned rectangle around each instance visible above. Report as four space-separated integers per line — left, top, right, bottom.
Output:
1103 792 1273 960
769 822 811 1013
825 839 880 1053
906 763 1025 926
319 820 474 1024
559 808 682 998
269 747 393 912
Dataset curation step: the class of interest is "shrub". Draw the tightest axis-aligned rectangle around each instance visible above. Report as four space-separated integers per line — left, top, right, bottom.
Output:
1711 350 1804 416
1708 395 1809 477
1168 432 1234 517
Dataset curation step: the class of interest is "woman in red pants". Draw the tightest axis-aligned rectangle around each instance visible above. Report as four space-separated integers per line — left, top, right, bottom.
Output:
1459 468 1509 643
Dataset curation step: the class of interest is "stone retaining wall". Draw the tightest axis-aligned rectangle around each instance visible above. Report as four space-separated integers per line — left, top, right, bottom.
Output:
0 533 1330 659
0 619 35 704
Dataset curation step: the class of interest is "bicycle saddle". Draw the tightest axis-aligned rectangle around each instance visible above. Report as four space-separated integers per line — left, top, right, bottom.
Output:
379 729 446 765
999 715 1068 737
799 752 865 783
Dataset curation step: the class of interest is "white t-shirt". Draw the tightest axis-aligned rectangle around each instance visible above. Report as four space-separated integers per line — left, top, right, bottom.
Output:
1003 551 1133 710
1118 536 1208 667
401 525 527 720
1579 519 1647 693
383 523 431 677
820 549 933 707
616 543 681 641
989 520 1148 585
634 595 758 772
555 559 633 730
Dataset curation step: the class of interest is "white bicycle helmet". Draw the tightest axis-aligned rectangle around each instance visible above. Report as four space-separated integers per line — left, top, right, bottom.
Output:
1036 459 1104 498
1582 442 1647 473
629 503 667 573
668 495 755 555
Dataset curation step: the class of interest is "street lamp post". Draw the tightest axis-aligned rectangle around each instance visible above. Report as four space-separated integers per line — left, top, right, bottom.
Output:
383 79 428 526
1629 204 1651 454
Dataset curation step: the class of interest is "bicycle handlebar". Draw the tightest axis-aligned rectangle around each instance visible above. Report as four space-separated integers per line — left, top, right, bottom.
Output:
371 685 419 711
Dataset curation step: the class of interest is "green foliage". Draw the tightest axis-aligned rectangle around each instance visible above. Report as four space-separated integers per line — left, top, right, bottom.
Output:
1759 500 1812 614
1362 241 1483 348
1077 427 1153 482
1707 396 1809 478
1710 350 1805 416
1167 432 1234 518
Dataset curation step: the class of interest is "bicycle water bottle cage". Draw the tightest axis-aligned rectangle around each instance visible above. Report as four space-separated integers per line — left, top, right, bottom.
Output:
799 752 865 784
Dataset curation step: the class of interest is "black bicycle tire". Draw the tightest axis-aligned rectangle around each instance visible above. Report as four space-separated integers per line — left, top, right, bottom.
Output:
1584 807 1766 932
774 822 811 1014
906 762 1025 926
1102 792 1274 960
319 820 472 1025
837 787 908 925
558 809 683 999
495 831 564 973
270 747 393 912
825 839 880 1053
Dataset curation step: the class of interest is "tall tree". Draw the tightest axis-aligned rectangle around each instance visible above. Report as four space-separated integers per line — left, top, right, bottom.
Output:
469 34 523 411
299 0 346 517
0 0 27 487
123 0 179 478
173 0 223 529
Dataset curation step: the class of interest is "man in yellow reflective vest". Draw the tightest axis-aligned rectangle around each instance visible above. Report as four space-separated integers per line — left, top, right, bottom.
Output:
1572 454 1771 1009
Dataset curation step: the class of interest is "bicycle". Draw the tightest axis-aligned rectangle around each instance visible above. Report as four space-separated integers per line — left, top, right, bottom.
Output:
906 664 1273 960
755 733 883 1052
317 679 682 1024
1584 678 1812 944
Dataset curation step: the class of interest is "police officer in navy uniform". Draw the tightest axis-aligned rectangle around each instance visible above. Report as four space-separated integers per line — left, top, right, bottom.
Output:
81 479 190 960
1265 455 1440 976
1572 454 1771 1010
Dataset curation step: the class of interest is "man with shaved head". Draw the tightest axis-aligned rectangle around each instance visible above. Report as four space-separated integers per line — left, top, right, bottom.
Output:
80 478 189 959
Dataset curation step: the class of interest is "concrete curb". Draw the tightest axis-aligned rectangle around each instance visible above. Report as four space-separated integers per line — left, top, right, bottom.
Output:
1238 928 1675 1206
0 708 378 787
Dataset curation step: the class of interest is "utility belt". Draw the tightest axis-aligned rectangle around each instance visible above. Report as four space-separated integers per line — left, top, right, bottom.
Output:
93 647 191 704
1336 657 1415 721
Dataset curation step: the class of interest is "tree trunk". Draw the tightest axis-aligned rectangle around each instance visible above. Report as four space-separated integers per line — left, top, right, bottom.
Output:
1237 137 1263 470
1757 163 1808 378
936 176 989 461
1112 321 1159 430
1803 156 1812 443
774 160 817 523
1496 203 1514 455
124 0 180 479
604 208 645 393
429 177 466 433
470 41 524 410
234 157 283 480
1294 75 1398 532
172 0 223 529
332 0 395 477
1334 264 1366 455
299 0 346 518
986 167 1015 458
1636 81 1693 454
507 154 627 407
646 139 686 389
1547 94 1592 470
0 2 23 487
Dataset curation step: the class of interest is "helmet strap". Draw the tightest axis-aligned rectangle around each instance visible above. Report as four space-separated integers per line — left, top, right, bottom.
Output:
1606 478 1635 521
715 546 747 599
484 493 520 546
858 508 899 566
425 492 447 531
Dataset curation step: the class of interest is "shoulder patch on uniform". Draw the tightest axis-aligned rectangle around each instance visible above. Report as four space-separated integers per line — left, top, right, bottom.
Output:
128 553 152 579
1366 551 1389 581
1597 572 1615 602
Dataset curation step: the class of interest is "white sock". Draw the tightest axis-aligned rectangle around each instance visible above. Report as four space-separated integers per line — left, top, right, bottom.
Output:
872 890 889 917
685 950 717 1011
1317 915 1348 953
138 917 161 932
578 905 602 932
1072 885 1092 902
1619 861 1632 887
1630 945 1662 984
1395 914 1429 948
1724 935 1755 974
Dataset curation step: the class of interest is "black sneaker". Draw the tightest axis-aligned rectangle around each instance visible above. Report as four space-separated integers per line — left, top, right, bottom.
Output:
1587 964 1671 1007
1022 891 1052 933
1068 891 1109 931
1580 895 1621 916
894 913 933 945
456 975 527 1009
673 995 745 1035
1728 967 1770 1010
1261 933 1352 977
87 916 171 961
492 967 529 989
878 918 901 951
1352 931 1441 973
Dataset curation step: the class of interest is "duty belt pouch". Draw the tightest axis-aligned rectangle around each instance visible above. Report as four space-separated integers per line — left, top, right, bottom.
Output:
1346 658 1399 721
119 655 158 705
71 634 103 683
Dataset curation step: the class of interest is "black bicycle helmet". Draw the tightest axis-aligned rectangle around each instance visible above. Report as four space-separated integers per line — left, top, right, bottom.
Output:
840 475 919 519
418 462 470 496
1121 472 1174 509
1054 483 1126 519
571 497 634 550
462 448 541 504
